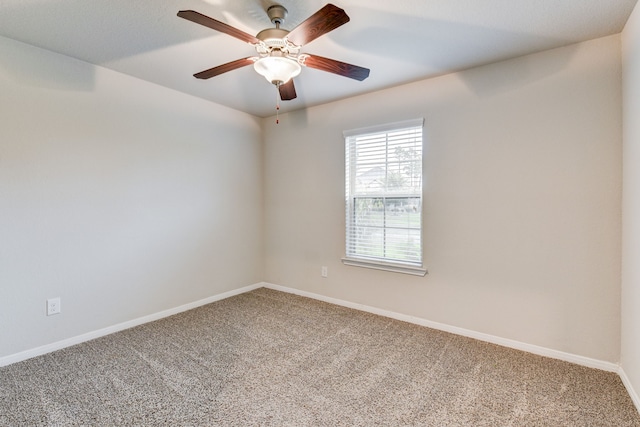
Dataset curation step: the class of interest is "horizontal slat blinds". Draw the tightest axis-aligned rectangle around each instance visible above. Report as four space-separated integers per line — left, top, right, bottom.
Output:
345 120 423 266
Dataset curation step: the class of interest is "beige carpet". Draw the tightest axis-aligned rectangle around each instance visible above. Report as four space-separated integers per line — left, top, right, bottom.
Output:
1 287 639 426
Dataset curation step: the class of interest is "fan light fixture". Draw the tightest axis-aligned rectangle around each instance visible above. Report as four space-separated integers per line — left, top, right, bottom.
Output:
253 53 301 85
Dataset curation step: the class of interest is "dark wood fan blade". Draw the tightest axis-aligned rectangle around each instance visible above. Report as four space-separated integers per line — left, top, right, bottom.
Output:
286 4 350 46
194 57 255 79
278 80 297 100
178 10 260 44
302 54 370 81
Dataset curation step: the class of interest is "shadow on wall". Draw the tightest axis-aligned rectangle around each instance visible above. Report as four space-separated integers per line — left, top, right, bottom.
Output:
457 43 579 98
0 35 95 92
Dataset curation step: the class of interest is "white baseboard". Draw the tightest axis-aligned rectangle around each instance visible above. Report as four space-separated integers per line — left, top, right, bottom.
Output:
619 367 640 414
262 283 640 414
0 283 263 367
4 281 637 416
262 282 620 373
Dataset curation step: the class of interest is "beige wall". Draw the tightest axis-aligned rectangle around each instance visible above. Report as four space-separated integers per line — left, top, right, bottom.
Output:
0 36 264 358
263 35 622 362
622 0 640 406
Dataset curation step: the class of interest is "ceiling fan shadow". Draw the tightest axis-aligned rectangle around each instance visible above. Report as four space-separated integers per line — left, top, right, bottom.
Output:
221 0 320 32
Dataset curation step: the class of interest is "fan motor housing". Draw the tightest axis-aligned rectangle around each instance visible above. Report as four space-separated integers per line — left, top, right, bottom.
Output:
256 28 290 47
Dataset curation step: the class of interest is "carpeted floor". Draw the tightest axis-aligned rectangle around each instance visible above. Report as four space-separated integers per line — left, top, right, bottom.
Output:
1 287 639 426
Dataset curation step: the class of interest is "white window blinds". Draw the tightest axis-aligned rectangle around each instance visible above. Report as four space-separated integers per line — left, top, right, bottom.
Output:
344 119 424 269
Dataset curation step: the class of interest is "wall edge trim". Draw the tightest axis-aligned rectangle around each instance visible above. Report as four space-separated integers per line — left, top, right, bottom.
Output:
262 282 620 373
5 280 633 415
0 282 263 367
619 366 640 414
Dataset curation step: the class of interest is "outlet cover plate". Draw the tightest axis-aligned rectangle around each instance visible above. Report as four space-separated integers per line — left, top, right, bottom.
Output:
47 297 61 316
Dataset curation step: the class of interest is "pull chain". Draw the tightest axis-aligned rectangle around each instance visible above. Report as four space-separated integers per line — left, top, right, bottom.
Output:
275 83 280 124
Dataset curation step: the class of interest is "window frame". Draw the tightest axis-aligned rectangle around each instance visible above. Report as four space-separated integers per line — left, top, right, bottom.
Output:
342 118 427 276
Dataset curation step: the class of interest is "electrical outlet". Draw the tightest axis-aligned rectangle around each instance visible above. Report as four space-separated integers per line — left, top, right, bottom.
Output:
321 266 328 278
47 297 61 316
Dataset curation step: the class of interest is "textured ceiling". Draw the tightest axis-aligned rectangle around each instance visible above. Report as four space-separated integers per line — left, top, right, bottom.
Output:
0 0 637 117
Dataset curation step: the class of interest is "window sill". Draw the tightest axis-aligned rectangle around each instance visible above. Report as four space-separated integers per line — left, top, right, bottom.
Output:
341 257 428 276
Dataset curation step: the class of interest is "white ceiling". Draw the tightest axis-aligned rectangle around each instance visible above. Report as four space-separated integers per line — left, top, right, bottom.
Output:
0 0 637 117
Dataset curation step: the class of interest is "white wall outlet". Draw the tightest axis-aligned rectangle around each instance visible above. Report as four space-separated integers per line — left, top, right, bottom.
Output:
47 297 61 316
321 266 328 278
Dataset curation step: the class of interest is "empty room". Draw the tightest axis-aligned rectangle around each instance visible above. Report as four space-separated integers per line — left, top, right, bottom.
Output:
2 0 640 425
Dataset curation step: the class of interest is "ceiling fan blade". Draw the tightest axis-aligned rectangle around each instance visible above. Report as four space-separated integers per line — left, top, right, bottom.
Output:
193 57 255 79
286 4 350 46
177 10 260 44
302 54 370 81
279 80 297 100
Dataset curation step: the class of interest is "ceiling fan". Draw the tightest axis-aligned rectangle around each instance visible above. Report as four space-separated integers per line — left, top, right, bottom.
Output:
177 3 370 102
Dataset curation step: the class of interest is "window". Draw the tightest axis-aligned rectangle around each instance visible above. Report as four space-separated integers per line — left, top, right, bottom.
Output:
342 118 427 276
